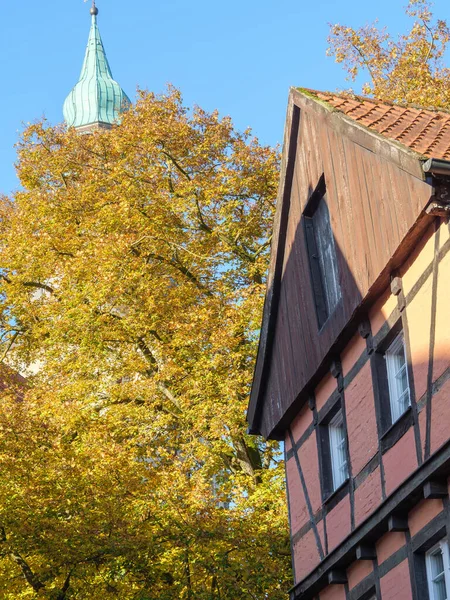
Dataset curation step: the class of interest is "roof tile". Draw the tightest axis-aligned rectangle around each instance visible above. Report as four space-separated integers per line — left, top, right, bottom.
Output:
310 90 450 159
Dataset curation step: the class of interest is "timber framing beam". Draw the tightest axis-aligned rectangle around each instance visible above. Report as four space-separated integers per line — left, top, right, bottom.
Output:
289 438 450 600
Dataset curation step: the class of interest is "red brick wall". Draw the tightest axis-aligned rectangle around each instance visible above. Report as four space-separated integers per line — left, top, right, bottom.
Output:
376 531 406 565
315 372 337 411
285 455 308 535
326 495 351 552
433 247 450 381
292 528 321 582
383 428 418 497
379 560 412 600
345 361 378 475
341 332 366 377
408 498 443 536
347 560 373 590
284 220 450 586
319 584 346 600
300 434 322 515
307 490 446 598
354 467 382 527
430 378 450 455
290 402 313 446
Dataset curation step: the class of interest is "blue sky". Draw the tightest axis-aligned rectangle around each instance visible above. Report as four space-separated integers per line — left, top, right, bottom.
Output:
0 0 447 194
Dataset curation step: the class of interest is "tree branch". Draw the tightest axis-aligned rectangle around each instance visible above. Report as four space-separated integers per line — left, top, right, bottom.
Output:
137 336 158 372
9 552 45 593
193 191 212 233
0 330 22 363
144 252 213 297
23 281 56 295
56 568 73 600
161 150 192 181
351 42 377 86
422 19 436 63
158 383 182 412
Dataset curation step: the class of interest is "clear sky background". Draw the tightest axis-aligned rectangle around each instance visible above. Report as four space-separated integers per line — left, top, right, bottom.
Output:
0 0 448 194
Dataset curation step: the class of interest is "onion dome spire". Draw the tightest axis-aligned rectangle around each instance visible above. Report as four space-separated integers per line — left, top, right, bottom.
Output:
63 1 131 131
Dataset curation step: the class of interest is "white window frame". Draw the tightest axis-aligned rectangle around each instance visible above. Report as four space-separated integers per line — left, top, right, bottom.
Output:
385 332 411 424
426 539 450 600
329 411 348 491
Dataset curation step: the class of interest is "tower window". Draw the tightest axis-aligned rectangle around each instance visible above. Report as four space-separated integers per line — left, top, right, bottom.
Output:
304 180 341 329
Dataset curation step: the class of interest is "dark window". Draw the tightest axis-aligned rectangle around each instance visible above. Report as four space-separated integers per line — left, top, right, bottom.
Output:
372 321 413 444
328 410 349 491
412 525 448 600
318 400 349 500
304 178 341 329
385 332 411 422
426 540 450 600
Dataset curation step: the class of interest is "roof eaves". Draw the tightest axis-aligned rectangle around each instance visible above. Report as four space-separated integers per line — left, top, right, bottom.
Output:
300 88 450 116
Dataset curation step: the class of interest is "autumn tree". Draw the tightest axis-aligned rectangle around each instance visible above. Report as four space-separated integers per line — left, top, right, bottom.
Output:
328 0 450 107
0 88 290 599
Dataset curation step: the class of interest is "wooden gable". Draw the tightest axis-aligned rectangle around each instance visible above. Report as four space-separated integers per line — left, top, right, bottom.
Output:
248 88 437 439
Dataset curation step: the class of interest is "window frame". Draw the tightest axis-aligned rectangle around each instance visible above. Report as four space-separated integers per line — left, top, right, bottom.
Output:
371 320 414 446
317 400 350 502
303 176 341 330
328 410 349 492
426 539 450 600
385 331 411 424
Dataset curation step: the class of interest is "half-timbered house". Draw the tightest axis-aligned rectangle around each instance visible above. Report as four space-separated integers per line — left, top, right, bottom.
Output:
248 88 450 600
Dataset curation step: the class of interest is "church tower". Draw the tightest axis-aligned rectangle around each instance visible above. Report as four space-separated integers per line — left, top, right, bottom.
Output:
63 1 131 132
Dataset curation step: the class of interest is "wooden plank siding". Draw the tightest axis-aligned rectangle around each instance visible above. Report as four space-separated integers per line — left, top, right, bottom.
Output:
249 89 434 439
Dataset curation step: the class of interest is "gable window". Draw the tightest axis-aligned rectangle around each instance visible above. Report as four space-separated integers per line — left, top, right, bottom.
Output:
385 332 410 423
329 411 348 491
304 178 341 329
426 540 450 600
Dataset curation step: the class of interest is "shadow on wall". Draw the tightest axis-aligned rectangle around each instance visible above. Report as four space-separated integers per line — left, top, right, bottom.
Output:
257 178 363 438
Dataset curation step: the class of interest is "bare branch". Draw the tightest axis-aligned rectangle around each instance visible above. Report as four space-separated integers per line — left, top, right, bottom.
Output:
351 42 377 86
422 19 436 63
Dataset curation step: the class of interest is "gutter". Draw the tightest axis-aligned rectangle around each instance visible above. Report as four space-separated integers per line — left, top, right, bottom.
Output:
422 157 450 176
422 158 450 216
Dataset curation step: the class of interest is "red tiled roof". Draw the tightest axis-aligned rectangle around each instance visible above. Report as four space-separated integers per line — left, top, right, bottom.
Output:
310 90 450 160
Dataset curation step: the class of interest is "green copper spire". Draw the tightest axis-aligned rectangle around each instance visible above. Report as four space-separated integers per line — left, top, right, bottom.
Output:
63 1 131 131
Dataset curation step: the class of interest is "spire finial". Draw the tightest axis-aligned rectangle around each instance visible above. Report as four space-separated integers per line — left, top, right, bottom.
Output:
64 0 131 130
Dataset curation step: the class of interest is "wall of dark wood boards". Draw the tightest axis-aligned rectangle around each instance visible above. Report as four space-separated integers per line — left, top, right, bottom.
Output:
257 91 433 438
